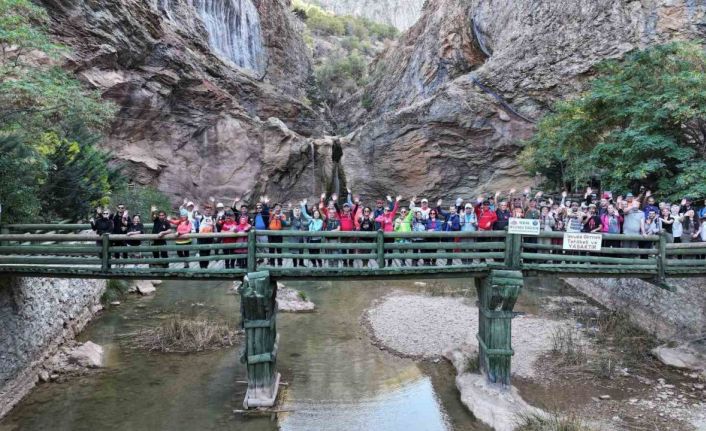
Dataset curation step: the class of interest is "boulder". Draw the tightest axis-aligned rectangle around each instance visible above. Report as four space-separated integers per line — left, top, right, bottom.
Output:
134 280 156 296
276 287 316 313
68 341 105 368
652 344 706 371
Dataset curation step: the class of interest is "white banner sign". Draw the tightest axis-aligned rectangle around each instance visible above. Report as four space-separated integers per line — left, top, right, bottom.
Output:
508 218 540 235
563 233 602 251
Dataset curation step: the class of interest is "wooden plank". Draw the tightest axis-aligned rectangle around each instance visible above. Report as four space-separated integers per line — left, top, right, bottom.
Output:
258 242 376 250
383 242 506 250
521 253 657 265
109 243 247 253
384 252 504 259
522 243 656 255
0 257 102 265
0 246 99 254
256 253 378 260
0 234 99 242
387 231 507 239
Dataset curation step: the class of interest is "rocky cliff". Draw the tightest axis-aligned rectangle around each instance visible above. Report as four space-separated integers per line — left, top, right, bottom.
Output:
40 0 336 204
339 0 706 200
39 0 706 205
0 277 105 418
310 0 425 30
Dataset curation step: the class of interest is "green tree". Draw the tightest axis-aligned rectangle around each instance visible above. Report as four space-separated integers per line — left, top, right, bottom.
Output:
521 42 706 199
109 184 172 221
0 0 118 223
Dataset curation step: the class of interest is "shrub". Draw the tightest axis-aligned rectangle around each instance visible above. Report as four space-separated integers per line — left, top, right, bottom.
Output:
109 184 172 221
101 279 129 305
133 314 238 353
550 326 587 366
515 411 592 431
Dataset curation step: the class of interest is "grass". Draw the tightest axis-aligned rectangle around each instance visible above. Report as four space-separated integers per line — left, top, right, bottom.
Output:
133 314 238 353
297 290 308 301
515 411 593 431
550 326 587 366
100 279 129 305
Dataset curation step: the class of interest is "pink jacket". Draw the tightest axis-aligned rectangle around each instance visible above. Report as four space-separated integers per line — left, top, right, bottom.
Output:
600 213 623 233
374 201 399 232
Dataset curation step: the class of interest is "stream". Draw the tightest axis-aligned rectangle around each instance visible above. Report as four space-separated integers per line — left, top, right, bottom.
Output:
0 279 490 431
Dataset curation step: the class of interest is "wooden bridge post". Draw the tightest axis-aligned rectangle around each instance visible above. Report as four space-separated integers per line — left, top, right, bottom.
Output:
475 269 523 385
101 233 110 272
239 270 280 408
657 232 667 281
247 229 256 273
376 230 385 268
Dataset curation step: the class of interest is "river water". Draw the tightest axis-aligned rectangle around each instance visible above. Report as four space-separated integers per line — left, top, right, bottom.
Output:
0 279 489 431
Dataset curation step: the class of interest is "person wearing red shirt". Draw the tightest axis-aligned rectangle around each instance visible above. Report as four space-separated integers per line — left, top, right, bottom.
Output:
477 201 498 231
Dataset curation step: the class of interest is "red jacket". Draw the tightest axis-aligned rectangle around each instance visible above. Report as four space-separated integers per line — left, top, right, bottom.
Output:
477 209 498 231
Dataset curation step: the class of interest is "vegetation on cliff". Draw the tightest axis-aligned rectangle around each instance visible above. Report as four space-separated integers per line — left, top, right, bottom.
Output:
292 0 398 113
521 42 706 199
0 0 168 223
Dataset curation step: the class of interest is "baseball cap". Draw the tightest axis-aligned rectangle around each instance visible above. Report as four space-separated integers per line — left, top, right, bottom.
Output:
216 202 224 208
465 203 473 209
626 192 634 198
186 201 195 207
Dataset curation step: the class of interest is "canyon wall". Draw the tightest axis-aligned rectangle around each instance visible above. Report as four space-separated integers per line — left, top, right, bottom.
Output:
339 0 706 200
311 0 425 30
39 0 334 205
0 277 105 418
39 0 706 204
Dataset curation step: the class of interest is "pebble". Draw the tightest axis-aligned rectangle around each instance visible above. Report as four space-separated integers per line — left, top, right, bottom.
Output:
599 394 611 400
110 301 121 306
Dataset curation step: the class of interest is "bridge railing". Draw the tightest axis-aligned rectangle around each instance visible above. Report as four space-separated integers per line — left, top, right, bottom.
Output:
254 230 506 274
0 228 703 279
519 232 662 276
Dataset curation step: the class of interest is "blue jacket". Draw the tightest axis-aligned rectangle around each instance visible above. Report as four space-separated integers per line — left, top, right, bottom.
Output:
253 204 270 230
426 218 443 232
437 206 460 232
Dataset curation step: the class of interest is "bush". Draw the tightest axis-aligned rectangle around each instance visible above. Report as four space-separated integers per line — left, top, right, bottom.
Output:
550 326 587 366
109 184 172 221
515 411 592 431
133 314 238 353
521 42 706 199
101 279 129 305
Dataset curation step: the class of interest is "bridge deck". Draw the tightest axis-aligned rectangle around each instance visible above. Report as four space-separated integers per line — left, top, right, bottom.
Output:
0 227 703 283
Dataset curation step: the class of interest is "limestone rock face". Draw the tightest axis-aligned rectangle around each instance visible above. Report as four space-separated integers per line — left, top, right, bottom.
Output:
340 0 706 200
39 0 328 204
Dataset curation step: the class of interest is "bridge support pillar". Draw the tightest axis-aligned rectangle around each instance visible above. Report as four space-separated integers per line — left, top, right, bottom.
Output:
475 269 523 385
240 271 280 409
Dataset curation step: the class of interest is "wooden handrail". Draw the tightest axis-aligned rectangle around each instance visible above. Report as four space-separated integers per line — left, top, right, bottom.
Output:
0 226 701 283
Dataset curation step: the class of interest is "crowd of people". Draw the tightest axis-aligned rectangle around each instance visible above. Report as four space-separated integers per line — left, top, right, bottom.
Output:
89 187 706 269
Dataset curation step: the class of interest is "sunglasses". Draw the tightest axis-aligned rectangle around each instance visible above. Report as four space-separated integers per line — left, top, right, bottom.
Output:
102 212 110 215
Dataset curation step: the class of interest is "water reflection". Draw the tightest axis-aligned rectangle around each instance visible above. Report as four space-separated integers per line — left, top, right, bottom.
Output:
0 279 483 431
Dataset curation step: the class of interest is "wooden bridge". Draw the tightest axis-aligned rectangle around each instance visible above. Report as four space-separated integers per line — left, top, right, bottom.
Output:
1 224 704 408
